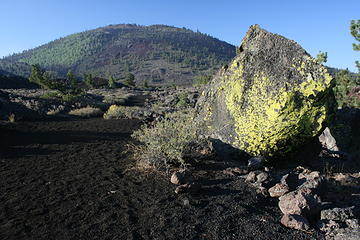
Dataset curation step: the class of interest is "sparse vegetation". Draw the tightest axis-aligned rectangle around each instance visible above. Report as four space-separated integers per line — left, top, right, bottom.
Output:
124 73 135 87
315 51 328 64
193 74 212 86
108 75 116 89
131 109 204 168
103 105 141 119
68 106 103 118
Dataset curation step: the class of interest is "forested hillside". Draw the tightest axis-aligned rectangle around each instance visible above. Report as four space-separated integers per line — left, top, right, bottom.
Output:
1 24 236 85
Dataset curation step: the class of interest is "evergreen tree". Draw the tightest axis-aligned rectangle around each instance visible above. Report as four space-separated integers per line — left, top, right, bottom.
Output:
67 70 77 89
143 79 149 88
108 74 116 88
83 73 93 88
28 64 52 89
315 51 328 64
351 19 360 72
125 73 135 86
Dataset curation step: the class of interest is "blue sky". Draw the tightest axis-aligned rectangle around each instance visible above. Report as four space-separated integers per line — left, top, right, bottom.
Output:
1 0 359 71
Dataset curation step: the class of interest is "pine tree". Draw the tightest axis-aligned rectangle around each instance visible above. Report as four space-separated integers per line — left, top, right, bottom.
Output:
351 19 360 73
315 51 328 64
125 73 135 87
108 74 116 88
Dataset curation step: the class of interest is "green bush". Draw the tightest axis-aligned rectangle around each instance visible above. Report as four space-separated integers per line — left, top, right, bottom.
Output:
131 109 204 168
334 69 360 108
103 105 141 119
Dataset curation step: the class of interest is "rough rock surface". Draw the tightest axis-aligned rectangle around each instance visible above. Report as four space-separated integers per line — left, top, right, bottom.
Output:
196 24 335 157
280 214 310 231
170 170 193 185
278 188 321 218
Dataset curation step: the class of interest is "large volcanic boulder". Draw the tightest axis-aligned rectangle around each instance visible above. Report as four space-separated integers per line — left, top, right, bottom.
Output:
196 25 335 158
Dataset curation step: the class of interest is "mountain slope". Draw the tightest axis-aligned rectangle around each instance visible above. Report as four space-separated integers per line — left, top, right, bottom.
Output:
1 24 236 85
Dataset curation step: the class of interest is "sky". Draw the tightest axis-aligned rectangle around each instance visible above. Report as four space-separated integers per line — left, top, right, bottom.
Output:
0 0 359 71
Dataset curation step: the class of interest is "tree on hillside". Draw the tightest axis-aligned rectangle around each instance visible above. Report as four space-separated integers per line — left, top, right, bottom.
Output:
334 69 358 107
28 64 52 89
125 73 135 87
315 51 328 64
351 19 360 73
143 79 149 88
108 74 116 88
67 70 77 89
83 73 94 88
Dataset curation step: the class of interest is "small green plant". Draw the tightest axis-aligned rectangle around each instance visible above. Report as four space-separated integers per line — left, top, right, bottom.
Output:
124 73 136 87
193 75 212 86
103 105 141 119
132 109 204 168
176 92 190 108
8 113 16 123
108 74 116 89
315 51 328 64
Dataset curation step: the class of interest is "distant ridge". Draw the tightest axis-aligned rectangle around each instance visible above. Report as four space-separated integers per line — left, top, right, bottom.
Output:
0 24 236 85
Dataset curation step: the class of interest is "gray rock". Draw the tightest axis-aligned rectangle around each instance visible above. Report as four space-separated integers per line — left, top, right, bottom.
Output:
174 182 200 194
297 177 325 194
256 172 269 184
345 219 360 229
279 188 321 217
321 207 355 222
319 127 340 157
195 24 335 158
333 228 360 240
245 171 257 183
268 183 289 198
170 170 193 185
247 156 264 171
280 214 310 231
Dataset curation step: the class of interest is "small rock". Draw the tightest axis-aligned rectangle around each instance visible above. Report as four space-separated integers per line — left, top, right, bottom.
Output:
256 186 269 197
297 177 324 194
268 183 290 198
256 172 269 184
245 171 257 183
332 173 360 187
175 182 200 194
223 167 248 176
171 170 193 185
317 219 340 233
299 171 321 181
333 228 360 240
247 156 264 171
281 173 301 191
346 219 360 229
278 188 321 217
280 214 310 231
320 207 355 222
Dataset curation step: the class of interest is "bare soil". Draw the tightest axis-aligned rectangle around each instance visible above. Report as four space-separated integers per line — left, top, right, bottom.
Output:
0 118 324 240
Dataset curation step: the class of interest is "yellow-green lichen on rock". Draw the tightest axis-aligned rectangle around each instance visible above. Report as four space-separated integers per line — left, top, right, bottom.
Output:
196 25 335 158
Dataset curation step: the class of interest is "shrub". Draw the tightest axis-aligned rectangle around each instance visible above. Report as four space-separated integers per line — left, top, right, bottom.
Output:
131 109 205 168
193 75 212 86
334 69 360 108
103 105 141 119
68 106 103 118
102 92 134 105
176 92 190 108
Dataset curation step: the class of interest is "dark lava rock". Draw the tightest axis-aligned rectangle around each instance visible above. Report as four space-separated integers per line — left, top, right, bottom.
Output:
170 170 193 185
196 24 335 158
281 214 311 231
